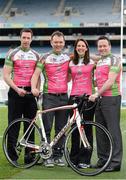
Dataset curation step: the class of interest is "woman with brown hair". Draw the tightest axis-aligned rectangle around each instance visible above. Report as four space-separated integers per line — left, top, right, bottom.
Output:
68 38 96 168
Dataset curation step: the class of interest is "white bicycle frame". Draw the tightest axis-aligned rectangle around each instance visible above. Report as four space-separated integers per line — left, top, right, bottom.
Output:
19 103 91 152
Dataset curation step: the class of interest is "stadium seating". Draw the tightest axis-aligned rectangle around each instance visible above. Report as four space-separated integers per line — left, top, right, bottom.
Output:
1 0 60 23
0 0 121 25
0 0 121 59
64 0 120 23
0 0 4 12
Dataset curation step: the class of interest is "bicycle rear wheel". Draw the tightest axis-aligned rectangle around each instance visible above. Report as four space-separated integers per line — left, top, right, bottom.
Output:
64 121 113 176
3 118 42 168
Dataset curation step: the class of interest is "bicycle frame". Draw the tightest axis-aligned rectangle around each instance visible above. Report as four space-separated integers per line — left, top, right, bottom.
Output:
3 94 113 175
19 102 91 153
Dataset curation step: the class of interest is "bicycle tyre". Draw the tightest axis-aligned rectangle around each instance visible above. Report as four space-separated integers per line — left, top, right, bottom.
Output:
64 121 113 176
3 118 42 168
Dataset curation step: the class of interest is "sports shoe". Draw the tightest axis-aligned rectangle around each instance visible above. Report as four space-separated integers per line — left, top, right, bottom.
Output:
54 158 65 167
105 165 120 172
78 163 90 169
43 158 54 167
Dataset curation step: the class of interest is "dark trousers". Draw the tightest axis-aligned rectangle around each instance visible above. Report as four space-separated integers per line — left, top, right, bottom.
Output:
42 93 68 158
95 95 123 167
7 88 37 161
68 96 95 165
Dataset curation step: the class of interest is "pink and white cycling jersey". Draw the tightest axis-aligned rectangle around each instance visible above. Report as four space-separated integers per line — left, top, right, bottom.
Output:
41 52 70 93
95 55 121 96
69 59 95 96
5 47 40 86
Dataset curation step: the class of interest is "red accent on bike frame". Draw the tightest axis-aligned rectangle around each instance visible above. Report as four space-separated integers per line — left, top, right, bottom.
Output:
80 125 84 131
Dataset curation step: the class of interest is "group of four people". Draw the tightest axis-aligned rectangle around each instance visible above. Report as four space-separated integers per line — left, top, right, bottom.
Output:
3 28 123 172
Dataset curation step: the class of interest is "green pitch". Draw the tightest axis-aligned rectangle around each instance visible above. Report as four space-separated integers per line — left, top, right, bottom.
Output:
0 106 126 179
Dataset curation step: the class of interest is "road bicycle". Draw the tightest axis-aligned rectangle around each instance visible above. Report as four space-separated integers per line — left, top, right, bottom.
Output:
2 94 113 176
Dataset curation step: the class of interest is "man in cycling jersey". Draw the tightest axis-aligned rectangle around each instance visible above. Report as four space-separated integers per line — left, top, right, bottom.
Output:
89 36 123 172
31 31 70 167
3 28 40 165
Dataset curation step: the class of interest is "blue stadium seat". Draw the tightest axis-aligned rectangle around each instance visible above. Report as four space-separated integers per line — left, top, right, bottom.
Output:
0 0 121 25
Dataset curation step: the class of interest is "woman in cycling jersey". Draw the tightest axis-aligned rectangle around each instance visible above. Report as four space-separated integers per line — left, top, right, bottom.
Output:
68 38 96 169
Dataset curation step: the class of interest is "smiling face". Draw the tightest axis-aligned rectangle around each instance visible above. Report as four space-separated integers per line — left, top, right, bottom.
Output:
51 35 65 54
76 40 88 57
97 39 111 57
20 32 32 50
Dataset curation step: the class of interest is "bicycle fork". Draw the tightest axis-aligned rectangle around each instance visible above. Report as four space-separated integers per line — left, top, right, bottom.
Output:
76 111 91 149
38 112 47 143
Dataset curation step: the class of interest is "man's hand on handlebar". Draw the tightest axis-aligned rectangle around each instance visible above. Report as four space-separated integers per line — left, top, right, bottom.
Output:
89 92 99 102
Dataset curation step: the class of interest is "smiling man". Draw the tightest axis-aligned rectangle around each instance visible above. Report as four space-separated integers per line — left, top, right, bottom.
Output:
89 36 123 172
3 28 40 165
31 31 70 167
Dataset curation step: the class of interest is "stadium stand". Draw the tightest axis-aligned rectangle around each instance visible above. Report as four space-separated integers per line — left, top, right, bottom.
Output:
0 0 61 24
0 0 121 25
0 0 121 58
64 0 120 23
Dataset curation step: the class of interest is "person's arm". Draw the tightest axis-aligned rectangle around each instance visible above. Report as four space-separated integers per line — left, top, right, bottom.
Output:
89 70 120 102
31 55 45 96
36 75 41 91
31 67 42 96
90 54 101 63
98 71 118 94
3 65 27 96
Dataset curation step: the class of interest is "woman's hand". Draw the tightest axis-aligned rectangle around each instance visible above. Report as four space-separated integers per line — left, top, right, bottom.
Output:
31 88 40 97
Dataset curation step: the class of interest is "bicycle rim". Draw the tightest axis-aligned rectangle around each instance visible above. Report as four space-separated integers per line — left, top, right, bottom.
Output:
3 118 42 168
64 121 113 176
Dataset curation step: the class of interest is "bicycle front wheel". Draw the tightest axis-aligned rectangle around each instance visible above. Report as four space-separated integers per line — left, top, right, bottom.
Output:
64 121 113 176
3 118 42 168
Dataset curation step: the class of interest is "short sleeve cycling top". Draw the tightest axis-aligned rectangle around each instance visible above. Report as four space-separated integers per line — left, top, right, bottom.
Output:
69 59 95 96
95 54 121 96
37 51 70 93
5 46 40 87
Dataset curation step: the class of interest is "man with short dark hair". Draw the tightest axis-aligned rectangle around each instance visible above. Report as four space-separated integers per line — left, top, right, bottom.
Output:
31 31 70 167
3 28 40 165
89 36 123 172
